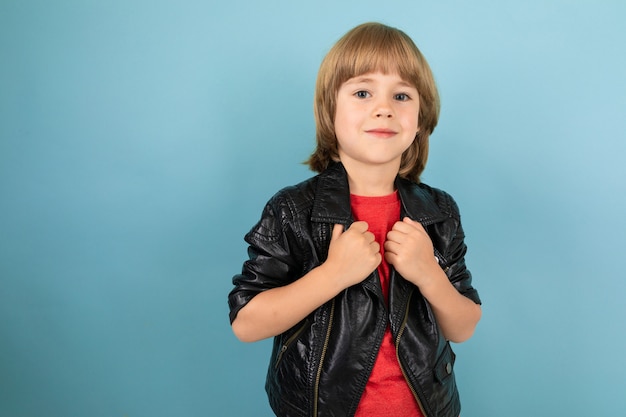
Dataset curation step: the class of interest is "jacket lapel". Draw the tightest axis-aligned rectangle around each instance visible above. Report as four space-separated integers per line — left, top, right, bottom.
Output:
395 177 448 225
310 162 449 231
310 162 353 226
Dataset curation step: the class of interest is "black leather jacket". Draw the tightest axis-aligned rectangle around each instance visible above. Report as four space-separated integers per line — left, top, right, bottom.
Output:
229 162 481 417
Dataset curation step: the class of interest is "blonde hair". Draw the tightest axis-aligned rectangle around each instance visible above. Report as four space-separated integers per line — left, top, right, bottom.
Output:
307 22 440 183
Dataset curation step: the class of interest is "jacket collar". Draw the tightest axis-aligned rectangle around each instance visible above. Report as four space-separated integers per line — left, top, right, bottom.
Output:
310 162 448 226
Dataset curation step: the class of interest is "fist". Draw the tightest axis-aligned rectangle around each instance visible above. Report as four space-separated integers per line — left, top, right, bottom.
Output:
384 217 439 287
325 222 381 288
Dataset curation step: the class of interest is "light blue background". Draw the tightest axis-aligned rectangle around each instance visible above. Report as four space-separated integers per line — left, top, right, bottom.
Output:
1 1 625 416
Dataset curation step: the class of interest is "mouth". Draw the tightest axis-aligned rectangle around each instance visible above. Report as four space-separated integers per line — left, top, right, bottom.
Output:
365 128 397 138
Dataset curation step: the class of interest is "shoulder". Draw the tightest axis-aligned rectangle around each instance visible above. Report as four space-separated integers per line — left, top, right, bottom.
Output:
417 182 461 218
265 174 320 214
397 177 462 220
245 174 320 242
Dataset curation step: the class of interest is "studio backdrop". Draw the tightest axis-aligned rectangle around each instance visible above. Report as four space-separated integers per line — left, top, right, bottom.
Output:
1 1 625 416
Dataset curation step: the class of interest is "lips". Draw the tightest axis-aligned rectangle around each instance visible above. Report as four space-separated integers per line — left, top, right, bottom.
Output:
365 128 397 138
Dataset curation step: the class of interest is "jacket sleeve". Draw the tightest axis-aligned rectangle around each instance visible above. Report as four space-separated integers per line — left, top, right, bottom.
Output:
433 191 482 305
228 191 304 324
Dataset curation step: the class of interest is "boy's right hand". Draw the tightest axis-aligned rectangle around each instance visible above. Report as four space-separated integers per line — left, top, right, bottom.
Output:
323 222 381 289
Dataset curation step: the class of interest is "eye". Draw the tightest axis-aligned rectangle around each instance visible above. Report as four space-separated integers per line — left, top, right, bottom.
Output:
354 90 370 99
394 93 411 101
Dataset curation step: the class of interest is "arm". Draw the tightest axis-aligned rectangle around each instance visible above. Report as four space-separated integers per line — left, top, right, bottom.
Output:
384 217 481 343
232 222 381 343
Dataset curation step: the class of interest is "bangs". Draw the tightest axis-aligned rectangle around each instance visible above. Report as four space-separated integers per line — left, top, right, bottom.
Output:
333 27 422 87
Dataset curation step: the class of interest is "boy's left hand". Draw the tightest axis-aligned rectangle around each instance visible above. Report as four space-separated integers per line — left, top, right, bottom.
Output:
384 217 440 288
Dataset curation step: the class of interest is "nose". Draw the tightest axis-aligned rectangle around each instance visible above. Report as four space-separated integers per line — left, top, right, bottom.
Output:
374 98 393 118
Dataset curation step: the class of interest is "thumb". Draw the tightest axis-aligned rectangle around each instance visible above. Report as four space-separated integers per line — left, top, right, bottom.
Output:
331 223 344 241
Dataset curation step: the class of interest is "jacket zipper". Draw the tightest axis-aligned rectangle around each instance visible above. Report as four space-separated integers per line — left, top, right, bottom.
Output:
313 299 335 417
274 320 309 369
395 289 429 417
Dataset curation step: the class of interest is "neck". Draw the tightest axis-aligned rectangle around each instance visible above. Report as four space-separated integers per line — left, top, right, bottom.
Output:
342 160 399 196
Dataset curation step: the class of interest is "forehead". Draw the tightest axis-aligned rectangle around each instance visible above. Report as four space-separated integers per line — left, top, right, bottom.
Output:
342 72 417 89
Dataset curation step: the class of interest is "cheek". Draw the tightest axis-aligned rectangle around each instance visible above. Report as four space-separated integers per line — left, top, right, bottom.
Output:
333 115 346 139
401 112 419 133
334 107 356 137
409 110 420 132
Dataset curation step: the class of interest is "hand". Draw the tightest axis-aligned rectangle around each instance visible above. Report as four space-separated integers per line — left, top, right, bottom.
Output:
384 217 439 287
323 222 381 289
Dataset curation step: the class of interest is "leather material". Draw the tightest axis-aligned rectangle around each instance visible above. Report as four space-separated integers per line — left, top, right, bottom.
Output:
229 162 481 417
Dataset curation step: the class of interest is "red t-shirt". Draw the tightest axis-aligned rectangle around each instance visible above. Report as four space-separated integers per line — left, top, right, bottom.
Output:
351 191 425 417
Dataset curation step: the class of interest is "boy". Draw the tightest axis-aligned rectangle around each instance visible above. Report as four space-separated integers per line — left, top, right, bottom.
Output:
229 22 481 417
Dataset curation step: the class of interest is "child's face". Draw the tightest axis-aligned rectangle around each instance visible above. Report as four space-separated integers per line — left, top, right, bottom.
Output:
334 71 420 173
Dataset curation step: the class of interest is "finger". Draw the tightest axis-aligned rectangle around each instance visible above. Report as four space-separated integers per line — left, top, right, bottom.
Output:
331 223 344 241
374 252 383 266
390 221 412 235
384 240 400 255
363 231 377 244
392 219 413 231
349 221 369 233
384 250 396 266
403 217 424 231
385 230 400 245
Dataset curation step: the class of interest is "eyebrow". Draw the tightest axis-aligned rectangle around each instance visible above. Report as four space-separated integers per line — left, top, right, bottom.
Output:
345 76 415 88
